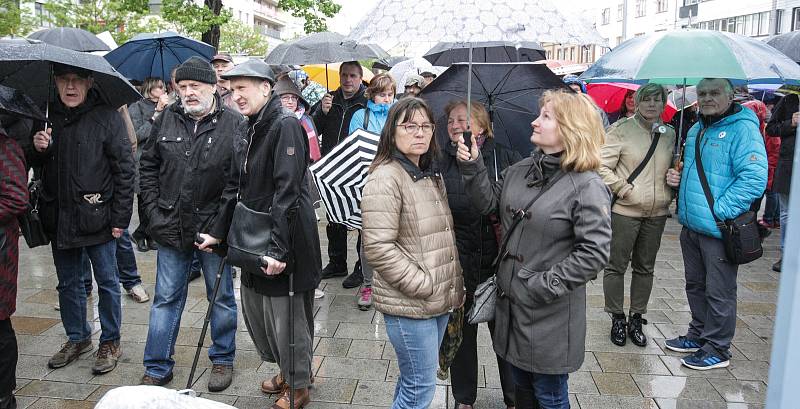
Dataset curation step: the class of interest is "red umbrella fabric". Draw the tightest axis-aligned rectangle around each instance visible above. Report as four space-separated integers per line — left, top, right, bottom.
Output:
587 82 679 122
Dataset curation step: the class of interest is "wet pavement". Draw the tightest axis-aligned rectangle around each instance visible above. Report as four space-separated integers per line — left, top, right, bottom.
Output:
11 212 777 408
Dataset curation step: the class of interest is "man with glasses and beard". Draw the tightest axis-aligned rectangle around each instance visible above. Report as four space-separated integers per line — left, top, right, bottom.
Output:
138 57 246 391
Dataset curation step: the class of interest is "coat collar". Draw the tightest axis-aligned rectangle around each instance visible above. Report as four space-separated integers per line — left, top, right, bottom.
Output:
391 150 439 182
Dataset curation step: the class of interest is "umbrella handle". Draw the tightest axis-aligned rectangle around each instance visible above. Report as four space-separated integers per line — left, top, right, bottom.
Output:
466 43 473 131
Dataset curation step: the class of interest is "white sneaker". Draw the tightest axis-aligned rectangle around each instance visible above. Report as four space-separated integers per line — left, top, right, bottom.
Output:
127 284 150 303
314 289 325 299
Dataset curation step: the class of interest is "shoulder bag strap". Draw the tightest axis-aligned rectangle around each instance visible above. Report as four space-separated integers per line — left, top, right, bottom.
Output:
626 128 662 186
693 128 723 225
493 170 566 266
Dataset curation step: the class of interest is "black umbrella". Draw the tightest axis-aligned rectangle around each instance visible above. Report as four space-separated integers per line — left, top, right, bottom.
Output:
264 31 388 65
0 84 46 121
767 31 800 63
423 41 546 66
420 62 567 157
28 27 110 52
373 55 409 71
0 42 140 109
0 36 40 45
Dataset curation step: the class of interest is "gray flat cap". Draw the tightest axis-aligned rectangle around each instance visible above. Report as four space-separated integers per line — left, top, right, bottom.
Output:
221 59 275 85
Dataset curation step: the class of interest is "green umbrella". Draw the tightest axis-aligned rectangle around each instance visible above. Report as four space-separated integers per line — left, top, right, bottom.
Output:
580 29 800 86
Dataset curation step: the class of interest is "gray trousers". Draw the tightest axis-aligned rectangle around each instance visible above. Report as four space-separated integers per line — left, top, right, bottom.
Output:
240 284 314 388
603 213 667 315
359 243 374 286
680 227 738 356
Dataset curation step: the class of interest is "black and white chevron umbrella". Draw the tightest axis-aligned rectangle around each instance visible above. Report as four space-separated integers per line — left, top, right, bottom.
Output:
309 128 380 229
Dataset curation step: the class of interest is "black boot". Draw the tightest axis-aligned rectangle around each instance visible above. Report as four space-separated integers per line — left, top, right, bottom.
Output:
342 261 364 289
610 313 627 346
0 394 17 409
628 313 648 347
322 223 348 279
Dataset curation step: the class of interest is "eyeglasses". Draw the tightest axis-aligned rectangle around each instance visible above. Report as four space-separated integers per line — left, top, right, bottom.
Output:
398 123 434 134
280 94 299 101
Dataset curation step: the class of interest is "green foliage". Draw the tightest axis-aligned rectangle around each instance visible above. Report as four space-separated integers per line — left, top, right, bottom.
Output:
277 0 341 33
0 0 41 36
118 14 174 43
27 0 149 43
219 18 268 56
161 0 230 39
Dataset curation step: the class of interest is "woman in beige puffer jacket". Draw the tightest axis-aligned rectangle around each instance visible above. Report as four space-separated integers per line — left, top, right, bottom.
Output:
361 97 464 409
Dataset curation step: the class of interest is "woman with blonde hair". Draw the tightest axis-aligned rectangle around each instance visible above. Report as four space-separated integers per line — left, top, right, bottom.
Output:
440 100 520 409
457 90 612 409
362 97 465 409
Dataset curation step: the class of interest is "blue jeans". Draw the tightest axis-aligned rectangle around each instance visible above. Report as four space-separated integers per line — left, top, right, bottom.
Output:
52 240 121 343
384 313 448 409
763 191 781 223
80 230 142 293
779 193 790 250
143 246 237 379
511 366 570 409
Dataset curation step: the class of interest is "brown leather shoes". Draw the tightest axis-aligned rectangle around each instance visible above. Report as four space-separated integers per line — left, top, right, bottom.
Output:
271 387 310 409
261 373 315 394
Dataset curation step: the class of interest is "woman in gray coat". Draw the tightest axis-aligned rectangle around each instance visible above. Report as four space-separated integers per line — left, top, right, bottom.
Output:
457 90 612 409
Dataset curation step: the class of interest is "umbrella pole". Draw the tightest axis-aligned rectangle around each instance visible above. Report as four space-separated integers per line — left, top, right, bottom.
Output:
674 78 687 168
326 63 329 91
465 42 474 144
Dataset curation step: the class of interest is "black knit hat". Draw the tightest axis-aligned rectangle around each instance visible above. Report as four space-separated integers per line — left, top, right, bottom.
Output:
174 57 216 85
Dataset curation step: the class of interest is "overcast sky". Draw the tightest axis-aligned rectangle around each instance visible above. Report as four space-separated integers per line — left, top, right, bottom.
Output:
328 0 601 35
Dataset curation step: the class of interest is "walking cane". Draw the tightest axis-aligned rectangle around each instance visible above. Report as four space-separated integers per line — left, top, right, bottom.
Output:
288 270 295 409
187 238 227 390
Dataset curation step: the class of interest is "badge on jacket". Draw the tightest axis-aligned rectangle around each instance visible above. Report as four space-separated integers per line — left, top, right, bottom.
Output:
286 146 295 156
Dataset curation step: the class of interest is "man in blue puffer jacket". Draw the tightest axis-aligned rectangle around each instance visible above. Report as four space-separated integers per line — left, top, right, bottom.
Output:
664 78 767 371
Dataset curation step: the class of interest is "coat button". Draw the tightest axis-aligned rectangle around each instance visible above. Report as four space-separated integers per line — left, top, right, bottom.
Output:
552 278 560 286
185 151 191 156
450 256 454 261
445 227 450 231
195 207 200 212
176 137 182 141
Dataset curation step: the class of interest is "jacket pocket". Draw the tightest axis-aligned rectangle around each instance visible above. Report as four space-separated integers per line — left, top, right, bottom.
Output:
75 191 112 234
147 196 180 241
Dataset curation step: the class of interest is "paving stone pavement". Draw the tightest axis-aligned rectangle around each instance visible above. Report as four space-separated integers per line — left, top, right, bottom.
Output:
12 211 778 408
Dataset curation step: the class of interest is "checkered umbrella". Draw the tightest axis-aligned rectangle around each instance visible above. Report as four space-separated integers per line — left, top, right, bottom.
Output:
309 128 381 229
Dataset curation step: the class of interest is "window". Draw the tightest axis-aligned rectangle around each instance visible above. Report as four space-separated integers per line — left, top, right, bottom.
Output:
793 7 800 31
776 9 783 34
569 47 575 61
601 8 610 25
616 35 623 46
635 0 646 17
656 0 668 13
581 46 592 63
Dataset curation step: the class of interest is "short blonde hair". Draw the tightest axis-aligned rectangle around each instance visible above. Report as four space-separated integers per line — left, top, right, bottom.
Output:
366 73 396 100
539 90 605 172
444 100 493 138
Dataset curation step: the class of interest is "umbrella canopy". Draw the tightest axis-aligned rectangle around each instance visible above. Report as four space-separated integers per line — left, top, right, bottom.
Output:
0 84 47 121
373 56 409 71
28 27 110 52
265 31 388 65
767 30 800 63
346 0 606 56
0 36 40 45
586 82 680 122
388 58 434 90
423 41 545 66
302 62 374 91
667 86 697 110
309 128 381 229
104 31 215 82
0 42 141 108
580 29 800 86
420 62 567 156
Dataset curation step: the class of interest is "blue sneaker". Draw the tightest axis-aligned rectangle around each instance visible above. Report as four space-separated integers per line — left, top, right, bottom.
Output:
665 336 703 353
681 349 730 370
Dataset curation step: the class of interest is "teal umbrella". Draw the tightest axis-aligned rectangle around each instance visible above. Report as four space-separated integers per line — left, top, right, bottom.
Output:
580 29 800 86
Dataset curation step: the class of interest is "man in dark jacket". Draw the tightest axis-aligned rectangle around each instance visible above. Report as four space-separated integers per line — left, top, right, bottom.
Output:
218 59 321 408
766 93 797 272
311 61 367 286
0 126 28 409
31 64 135 375
138 57 245 391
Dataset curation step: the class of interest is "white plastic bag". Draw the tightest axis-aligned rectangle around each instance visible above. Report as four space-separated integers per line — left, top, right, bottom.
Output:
95 386 235 409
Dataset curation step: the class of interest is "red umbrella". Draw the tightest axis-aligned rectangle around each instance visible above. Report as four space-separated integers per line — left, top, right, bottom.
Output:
587 82 679 122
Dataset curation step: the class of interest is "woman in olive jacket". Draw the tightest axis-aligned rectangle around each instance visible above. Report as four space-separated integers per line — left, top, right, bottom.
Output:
362 98 464 409
457 90 612 409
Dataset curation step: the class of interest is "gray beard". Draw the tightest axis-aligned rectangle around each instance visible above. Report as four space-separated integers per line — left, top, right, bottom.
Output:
182 95 214 118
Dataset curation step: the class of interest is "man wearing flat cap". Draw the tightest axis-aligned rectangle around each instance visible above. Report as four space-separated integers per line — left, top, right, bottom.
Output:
214 59 321 409
30 63 135 376
211 53 239 113
139 56 247 391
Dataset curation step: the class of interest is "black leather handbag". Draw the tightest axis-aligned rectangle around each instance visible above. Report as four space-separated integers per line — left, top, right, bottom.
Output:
19 175 50 248
226 201 275 272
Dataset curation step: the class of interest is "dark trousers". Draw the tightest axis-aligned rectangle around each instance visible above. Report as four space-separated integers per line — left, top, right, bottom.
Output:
325 223 348 267
680 227 738 356
451 296 515 406
0 319 17 397
763 191 781 223
132 194 150 242
511 366 569 409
